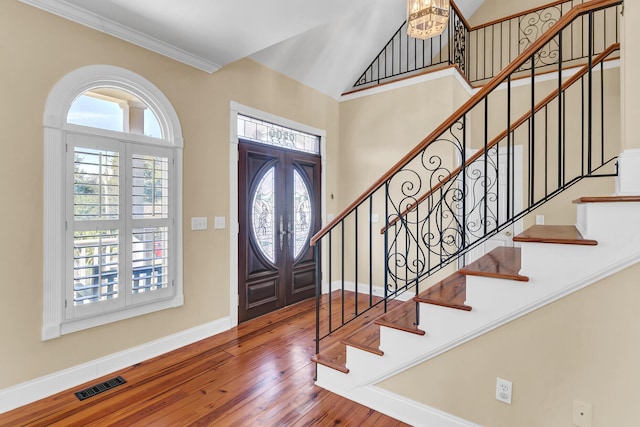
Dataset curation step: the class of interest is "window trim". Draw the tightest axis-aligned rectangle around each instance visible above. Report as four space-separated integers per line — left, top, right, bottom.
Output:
43 65 183 341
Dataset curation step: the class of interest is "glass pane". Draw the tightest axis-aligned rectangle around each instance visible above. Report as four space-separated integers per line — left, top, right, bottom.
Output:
73 230 119 305
251 167 276 263
132 227 169 294
67 89 163 139
68 94 124 132
144 109 163 139
132 154 169 219
293 170 312 258
238 114 320 155
74 147 119 220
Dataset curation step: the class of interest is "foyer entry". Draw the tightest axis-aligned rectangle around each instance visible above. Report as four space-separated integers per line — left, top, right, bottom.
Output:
237 116 321 322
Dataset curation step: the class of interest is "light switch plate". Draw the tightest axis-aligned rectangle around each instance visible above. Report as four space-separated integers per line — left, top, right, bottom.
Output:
191 217 207 231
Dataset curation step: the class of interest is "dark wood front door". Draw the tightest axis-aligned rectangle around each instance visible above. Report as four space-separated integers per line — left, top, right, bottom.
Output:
238 140 321 322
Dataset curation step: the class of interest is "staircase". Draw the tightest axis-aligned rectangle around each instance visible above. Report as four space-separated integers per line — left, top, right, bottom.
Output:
311 1 625 425
314 196 640 426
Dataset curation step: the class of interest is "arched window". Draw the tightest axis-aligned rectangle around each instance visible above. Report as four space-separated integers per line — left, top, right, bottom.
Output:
42 65 183 340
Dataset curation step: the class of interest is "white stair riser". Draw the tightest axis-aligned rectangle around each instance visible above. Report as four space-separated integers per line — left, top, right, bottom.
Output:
519 243 604 281
576 201 640 239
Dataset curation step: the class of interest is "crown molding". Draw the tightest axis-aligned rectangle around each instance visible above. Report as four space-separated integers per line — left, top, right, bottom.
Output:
19 0 221 73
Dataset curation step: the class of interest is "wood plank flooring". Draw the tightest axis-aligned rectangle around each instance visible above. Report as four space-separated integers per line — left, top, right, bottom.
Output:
0 295 409 427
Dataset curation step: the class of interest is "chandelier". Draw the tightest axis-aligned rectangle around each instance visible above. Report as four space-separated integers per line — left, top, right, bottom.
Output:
407 0 450 39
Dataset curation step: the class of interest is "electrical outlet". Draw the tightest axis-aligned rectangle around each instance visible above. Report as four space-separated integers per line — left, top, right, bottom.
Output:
536 215 545 225
496 378 512 404
371 213 380 223
572 400 592 427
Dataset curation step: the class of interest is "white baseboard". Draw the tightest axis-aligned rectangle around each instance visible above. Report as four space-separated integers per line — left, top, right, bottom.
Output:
344 386 481 427
0 317 232 414
323 280 414 302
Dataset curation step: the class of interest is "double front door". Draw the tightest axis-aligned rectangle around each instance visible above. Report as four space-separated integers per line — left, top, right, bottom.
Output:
238 140 321 322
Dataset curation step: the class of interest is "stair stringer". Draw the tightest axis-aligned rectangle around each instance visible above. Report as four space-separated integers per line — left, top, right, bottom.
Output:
315 201 640 427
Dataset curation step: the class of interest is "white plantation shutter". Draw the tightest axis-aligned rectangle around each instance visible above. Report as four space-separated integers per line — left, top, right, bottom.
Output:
128 146 173 304
66 134 175 320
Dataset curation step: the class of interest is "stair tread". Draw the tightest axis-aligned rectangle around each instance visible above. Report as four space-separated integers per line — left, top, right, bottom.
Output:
513 225 597 245
341 322 383 356
574 195 640 204
415 272 472 311
459 247 529 282
374 300 425 335
311 342 349 373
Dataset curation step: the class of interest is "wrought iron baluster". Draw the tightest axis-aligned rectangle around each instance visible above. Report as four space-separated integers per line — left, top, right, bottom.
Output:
369 196 373 307
341 220 345 325
354 209 358 316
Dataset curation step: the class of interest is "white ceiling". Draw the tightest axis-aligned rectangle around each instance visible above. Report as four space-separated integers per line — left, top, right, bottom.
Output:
20 0 484 98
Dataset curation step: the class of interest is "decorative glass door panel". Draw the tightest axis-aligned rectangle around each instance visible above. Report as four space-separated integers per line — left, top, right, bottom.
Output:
238 140 321 322
292 169 312 259
251 166 276 263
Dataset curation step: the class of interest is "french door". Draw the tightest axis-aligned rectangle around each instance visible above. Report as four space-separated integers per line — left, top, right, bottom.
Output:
238 140 321 322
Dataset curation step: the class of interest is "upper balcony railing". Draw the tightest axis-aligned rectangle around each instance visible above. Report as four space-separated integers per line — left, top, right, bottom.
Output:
352 2 470 89
350 0 619 90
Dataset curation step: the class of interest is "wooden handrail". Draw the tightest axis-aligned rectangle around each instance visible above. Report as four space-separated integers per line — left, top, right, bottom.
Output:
469 0 569 31
381 42 620 234
450 0 472 31
311 0 621 246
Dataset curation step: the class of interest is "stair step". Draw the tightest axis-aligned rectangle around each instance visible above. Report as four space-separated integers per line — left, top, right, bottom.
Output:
341 301 425 356
312 294 404 373
414 272 472 311
341 322 383 356
459 246 529 282
311 343 349 373
374 301 425 335
574 195 640 204
513 225 598 246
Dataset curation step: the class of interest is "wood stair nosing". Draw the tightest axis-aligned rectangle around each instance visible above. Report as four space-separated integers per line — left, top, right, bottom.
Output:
573 195 640 204
458 246 529 282
414 272 472 311
513 225 597 246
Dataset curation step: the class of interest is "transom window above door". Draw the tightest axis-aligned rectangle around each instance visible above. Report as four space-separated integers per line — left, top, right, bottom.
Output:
237 114 320 155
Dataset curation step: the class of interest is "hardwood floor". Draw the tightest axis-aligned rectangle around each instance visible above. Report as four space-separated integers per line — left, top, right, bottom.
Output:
0 297 409 427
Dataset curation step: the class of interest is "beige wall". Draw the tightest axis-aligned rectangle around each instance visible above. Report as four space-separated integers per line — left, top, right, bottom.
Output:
380 261 640 427
621 0 640 149
338 76 463 206
336 75 469 287
0 1 339 389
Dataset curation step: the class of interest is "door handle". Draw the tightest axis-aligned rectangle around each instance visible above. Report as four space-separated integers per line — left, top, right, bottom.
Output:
279 215 285 250
505 231 512 236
